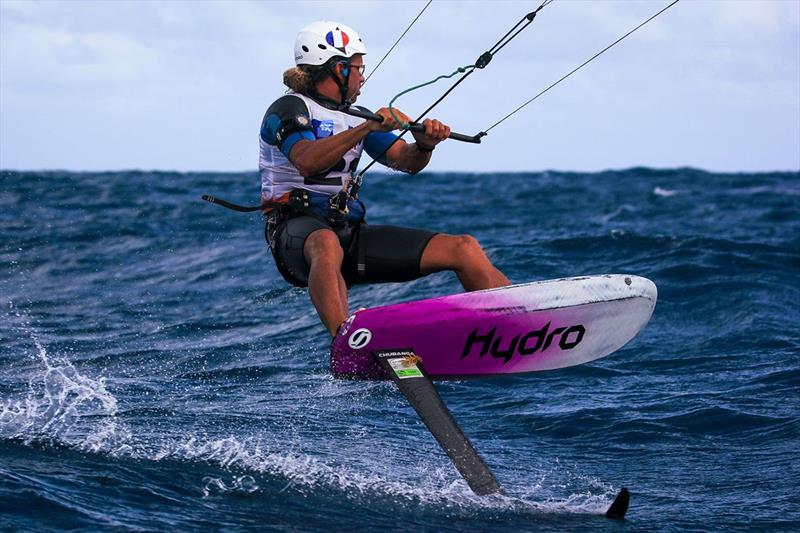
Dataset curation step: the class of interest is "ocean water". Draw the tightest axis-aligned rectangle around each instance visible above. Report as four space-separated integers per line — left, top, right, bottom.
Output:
1 168 798 531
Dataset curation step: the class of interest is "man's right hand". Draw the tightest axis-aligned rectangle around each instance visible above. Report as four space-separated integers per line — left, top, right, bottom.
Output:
369 107 411 132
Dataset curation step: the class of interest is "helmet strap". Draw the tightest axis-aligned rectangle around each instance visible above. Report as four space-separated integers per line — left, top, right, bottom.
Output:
324 58 351 106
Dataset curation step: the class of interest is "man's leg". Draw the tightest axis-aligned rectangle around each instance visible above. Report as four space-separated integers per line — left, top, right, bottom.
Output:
420 234 511 291
304 228 349 336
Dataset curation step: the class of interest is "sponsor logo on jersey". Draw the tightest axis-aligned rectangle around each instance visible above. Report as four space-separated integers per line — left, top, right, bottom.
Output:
312 119 335 139
460 322 585 363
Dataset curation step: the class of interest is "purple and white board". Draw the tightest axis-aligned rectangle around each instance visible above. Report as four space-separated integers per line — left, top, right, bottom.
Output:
330 274 657 380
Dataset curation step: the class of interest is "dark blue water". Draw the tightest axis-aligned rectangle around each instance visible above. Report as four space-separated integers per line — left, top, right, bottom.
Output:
1 168 798 531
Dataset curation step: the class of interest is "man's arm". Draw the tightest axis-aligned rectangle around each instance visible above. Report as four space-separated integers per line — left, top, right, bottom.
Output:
290 108 407 177
379 139 432 175
289 123 373 177
379 118 451 175
261 96 403 178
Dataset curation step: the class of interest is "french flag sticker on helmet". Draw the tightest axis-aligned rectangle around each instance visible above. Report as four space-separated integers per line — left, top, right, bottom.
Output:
326 28 350 53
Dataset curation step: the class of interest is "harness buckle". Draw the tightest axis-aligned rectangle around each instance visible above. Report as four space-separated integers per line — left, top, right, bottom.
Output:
330 190 350 215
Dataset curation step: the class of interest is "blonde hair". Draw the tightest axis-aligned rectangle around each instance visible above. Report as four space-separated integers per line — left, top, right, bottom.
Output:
283 66 315 94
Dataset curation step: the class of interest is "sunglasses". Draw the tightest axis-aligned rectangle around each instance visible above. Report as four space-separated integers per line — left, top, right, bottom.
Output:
341 62 366 76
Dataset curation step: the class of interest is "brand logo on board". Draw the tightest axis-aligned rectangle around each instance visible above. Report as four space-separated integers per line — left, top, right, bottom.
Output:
460 322 585 363
348 328 372 349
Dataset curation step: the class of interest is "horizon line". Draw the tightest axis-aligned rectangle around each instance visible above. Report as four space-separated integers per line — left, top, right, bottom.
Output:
2 165 800 176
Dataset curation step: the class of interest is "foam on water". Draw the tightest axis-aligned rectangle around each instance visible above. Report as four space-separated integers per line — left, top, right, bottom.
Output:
653 186 681 197
1 300 131 453
157 434 618 515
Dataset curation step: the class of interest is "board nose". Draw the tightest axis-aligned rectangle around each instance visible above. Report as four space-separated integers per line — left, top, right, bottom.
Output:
624 275 658 305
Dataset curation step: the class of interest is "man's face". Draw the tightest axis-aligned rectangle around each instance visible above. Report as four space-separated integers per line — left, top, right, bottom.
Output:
345 54 365 103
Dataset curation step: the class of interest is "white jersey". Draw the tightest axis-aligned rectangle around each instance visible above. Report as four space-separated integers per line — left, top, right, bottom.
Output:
259 92 366 203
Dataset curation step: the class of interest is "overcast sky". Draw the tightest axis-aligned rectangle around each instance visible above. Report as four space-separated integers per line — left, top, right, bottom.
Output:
1 0 798 173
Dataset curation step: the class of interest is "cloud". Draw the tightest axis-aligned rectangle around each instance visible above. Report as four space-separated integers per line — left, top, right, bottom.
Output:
1 0 798 171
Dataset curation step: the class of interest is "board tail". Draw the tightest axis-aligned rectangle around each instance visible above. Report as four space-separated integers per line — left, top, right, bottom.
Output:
372 350 503 496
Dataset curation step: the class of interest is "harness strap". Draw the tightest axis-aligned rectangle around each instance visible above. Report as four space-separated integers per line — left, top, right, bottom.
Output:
357 225 367 276
202 195 269 212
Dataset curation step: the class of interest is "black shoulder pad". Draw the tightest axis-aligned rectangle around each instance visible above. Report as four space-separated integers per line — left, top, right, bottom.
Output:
267 95 311 126
260 95 312 146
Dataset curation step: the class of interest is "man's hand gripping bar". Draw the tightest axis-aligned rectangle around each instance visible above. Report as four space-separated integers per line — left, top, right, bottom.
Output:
343 107 486 144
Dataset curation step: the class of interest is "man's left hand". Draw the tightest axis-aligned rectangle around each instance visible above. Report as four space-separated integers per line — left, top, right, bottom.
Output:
412 118 451 150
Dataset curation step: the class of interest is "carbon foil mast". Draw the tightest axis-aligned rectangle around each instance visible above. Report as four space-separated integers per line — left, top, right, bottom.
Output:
372 350 503 496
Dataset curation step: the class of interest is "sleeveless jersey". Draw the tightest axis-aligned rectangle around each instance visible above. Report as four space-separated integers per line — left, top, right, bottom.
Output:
259 92 366 203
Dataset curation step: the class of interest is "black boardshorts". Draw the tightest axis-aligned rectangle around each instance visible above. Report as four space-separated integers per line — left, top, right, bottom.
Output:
266 216 437 288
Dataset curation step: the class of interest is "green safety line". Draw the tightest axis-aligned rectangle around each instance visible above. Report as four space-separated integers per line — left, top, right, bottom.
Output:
388 64 476 128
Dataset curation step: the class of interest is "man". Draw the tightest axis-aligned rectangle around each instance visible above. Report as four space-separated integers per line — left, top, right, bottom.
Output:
260 21 510 336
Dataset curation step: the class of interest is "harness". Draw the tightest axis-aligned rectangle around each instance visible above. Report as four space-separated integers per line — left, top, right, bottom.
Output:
265 189 364 238
262 189 366 270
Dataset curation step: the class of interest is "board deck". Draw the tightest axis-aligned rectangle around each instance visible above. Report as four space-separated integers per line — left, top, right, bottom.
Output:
330 274 657 380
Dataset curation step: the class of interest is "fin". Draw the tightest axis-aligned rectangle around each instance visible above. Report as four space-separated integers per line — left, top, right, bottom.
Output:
605 487 630 519
372 350 503 496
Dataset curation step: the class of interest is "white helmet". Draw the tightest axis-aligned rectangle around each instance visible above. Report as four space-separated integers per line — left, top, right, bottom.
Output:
294 21 367 66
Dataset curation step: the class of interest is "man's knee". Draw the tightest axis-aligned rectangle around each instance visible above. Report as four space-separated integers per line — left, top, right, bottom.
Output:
304 229 343 265
434 234 484 267
451 234 483 259
420 233 488 274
